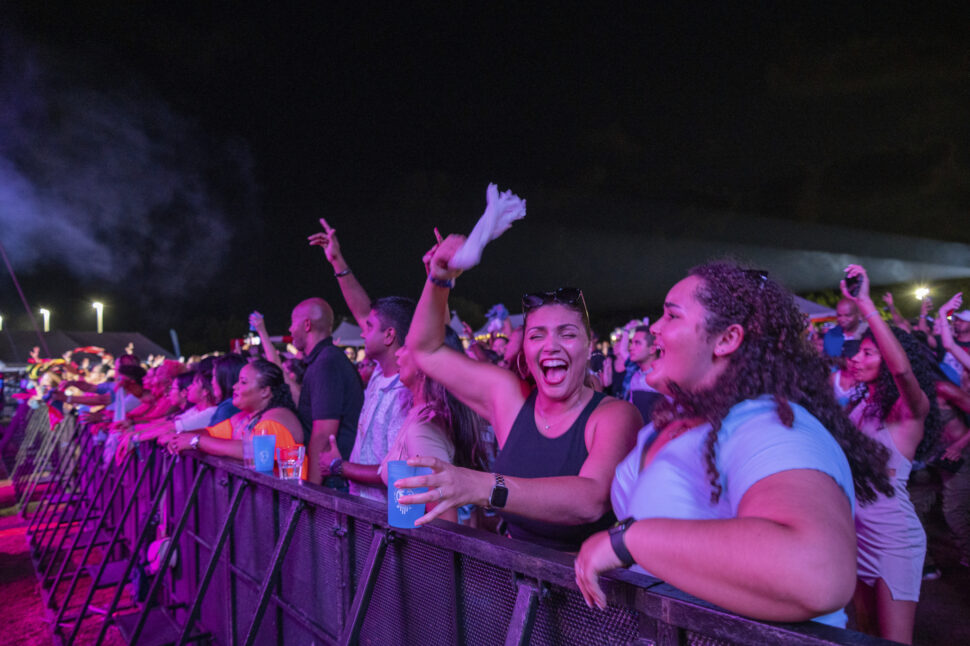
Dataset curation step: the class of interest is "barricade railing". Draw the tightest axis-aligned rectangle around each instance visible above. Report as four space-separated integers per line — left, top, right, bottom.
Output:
23 413 894 646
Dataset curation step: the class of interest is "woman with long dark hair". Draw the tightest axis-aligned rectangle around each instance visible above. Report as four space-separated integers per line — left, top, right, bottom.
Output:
209 354 247 425
169 359 307 477
842 264 940 644
394 234 641 550
574 262 893 628
319 329 489 521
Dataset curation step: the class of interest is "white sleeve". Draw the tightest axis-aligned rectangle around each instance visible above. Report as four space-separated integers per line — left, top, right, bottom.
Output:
175 406 218 433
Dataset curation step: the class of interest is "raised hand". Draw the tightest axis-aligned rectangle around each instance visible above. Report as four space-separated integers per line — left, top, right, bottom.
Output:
939 293 963 319
423 234 467 282
882 292 894 307
249 311 267 333
840 264 871 304
308 217 344 266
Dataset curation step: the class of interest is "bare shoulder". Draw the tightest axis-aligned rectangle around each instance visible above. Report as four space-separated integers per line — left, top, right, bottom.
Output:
585 396 643 447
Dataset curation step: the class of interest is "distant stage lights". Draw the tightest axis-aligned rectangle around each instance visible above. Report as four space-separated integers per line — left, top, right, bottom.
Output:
914 287 930 301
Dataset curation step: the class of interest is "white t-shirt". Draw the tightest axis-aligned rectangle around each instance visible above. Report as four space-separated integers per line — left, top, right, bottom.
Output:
611 396 854 627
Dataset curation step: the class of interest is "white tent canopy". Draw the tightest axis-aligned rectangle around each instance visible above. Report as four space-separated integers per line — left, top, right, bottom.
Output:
794 295 836 321
332 320 363 347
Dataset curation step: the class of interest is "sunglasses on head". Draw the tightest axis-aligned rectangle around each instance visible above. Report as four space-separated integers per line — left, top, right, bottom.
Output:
743 269 769 290
522 287 588 317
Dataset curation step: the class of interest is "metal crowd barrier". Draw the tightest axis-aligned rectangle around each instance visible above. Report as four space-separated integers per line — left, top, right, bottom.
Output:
17 407 893 646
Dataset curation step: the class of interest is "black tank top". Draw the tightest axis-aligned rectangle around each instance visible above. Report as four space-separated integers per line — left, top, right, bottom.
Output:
491 390 615 551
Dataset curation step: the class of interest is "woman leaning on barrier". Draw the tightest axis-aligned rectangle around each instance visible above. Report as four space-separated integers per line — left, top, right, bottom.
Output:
168 359 307 478
574 262 894 628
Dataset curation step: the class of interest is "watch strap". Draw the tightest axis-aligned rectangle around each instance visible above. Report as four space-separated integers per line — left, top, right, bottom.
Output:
609 517 636 567
488 473 508 509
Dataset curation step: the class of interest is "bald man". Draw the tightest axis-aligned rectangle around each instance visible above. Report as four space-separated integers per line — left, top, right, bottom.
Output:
824 298 868 359
289 297 364 485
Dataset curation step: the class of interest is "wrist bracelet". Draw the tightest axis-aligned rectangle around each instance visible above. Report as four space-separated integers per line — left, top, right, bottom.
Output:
864 310 880 320
428 275 455 289
330 457 344 477
334 268 352 278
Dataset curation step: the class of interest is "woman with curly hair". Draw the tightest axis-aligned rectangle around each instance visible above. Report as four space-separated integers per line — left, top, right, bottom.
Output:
574 262 893 628
842 264 939 644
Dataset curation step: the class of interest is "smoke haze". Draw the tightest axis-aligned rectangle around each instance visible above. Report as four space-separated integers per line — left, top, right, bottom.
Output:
0 29 257 314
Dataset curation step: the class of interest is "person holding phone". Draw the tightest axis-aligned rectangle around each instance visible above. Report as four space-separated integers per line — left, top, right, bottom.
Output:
842 264 941 644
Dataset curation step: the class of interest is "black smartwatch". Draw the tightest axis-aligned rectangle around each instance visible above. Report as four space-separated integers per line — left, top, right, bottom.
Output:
487 473 508 509
609 517 636 567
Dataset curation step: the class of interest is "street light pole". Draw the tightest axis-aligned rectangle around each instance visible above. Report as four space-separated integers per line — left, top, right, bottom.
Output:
39 308 50 332
93 302 104 334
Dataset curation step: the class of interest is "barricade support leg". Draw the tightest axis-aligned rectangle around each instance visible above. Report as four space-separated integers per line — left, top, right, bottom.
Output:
338 528 390 646
52 450 144 633
242 499 306 646
64 451 174 644
176 479 249 646
42 443 117 593
109 462 210 645
504 578 540 646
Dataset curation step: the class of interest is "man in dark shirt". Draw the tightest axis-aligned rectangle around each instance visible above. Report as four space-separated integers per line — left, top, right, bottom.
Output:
289 297 364 485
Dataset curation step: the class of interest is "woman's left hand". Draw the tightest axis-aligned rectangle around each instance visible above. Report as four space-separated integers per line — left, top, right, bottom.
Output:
394 456 490 526
840 264 871 304
574 529 623 610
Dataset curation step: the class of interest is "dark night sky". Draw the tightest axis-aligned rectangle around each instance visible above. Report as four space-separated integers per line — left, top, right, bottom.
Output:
2 3 969 353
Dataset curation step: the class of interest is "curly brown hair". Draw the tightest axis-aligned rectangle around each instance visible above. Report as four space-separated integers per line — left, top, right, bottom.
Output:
849 326 942 461
652 262 894 505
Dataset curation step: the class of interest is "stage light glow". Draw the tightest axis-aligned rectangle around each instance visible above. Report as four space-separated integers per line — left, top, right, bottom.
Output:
915 287 929 300
39 308 50 332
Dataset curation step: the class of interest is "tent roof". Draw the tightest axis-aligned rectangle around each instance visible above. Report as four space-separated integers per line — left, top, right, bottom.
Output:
0 330 173 365
332 320 363 347
793 296 836 320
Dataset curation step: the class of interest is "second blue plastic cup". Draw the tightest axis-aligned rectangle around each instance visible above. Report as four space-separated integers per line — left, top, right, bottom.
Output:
387 460 432 528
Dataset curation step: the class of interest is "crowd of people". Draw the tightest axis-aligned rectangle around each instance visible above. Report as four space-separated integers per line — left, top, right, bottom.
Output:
18 218 970 645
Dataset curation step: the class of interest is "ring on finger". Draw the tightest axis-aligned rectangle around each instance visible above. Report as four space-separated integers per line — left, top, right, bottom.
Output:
436 487 443 501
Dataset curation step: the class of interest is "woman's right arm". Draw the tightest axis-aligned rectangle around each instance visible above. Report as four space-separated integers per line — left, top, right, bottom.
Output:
842 265 929 421
409 235 528 434
938 293 970 372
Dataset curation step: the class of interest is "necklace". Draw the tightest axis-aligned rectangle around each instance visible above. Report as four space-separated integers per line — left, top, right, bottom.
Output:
535 393 587 431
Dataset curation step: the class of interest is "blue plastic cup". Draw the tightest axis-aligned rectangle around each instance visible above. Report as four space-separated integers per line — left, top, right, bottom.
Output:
252 434 276 473
387 460 432 528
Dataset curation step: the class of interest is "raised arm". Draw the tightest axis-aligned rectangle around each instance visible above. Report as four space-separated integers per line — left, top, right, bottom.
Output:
308 218 372 328
249 311 281 367
842 265 928 420
915 296 933 336
575 469 855 622
938 293 970 373
882 292 912 332
408 234 527 429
